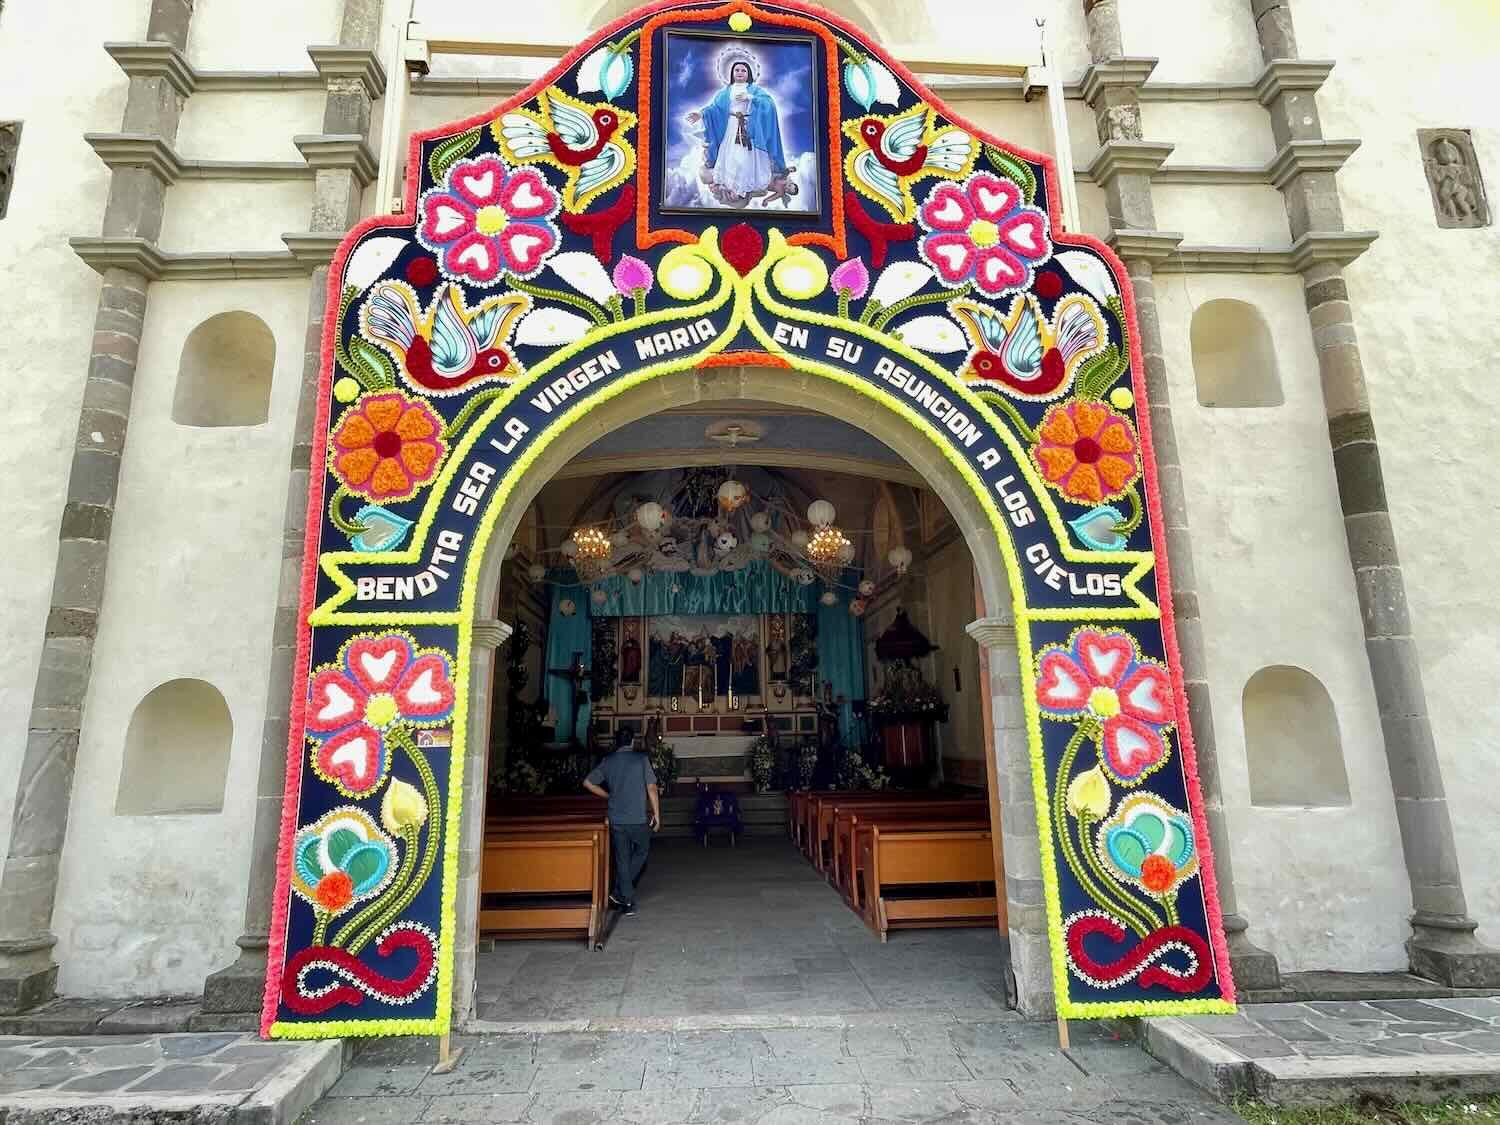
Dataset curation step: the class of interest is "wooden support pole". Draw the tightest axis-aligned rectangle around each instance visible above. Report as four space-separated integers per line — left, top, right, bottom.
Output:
431 1032 465 1075
1056 1015 1070 1051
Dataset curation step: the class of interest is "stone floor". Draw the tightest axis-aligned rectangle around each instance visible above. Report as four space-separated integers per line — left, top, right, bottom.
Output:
300 1019 1245 1124
0 1031 342 1121
475 836 1013 1024
1145 997 1500 1104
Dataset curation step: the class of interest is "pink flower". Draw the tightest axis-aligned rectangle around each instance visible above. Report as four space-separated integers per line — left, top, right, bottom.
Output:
306 634 456 797
613 255 654 297
831 257 870 299
918 172 1050 298
1035 627 1174 785
416 155 561 285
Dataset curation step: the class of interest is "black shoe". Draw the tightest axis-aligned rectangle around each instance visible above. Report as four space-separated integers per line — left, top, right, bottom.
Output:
609 894 628 910
624 902 639 916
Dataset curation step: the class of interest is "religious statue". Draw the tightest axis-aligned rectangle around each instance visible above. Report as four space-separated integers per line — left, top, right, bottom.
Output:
686 46 794 207
621 634 642 684
1420 129 1489 229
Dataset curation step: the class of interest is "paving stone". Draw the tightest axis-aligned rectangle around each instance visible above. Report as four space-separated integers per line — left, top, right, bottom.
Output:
617 1086 702 1123
1253 1018 1330 1042
524 1090 623 1123
691 1084 789 1123
328 1063 433 1096
1446 1030 1500 1051
1068 1043 1164 1076
1373 1034 1478 1055
1429 998 1500 1020
126 1062 227 1092
793 956 852 974
1241 1002 1316 1020
68 1042 161 1067
0 1067 77 1093
57 1065 155 1093
531 1055 646 1091
761 1028 845 1058
858 1054 973 1083
1211 1034 1297 1059
301 1095 433 1124
218 1042 298 1063
644 1052 756 1089
865 1081 965 1120
422 1093 535 1121
950 1079 1023 1110
1293 1041 1373 1058
161 1032 243 1058
417 1059 539 1095
1304 1001 1383 1020
742 975 803 994
22 1048 77 1068
752 1053 864 1086
211 1056 286 1090
1370 999 1489 1027
354 1036 445 1067
844 1025 910 1057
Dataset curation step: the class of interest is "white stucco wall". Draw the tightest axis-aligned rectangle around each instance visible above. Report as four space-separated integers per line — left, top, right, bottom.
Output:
1298 0 1500 942
0 0 132 865
52 280 308 997
4 0 1496 996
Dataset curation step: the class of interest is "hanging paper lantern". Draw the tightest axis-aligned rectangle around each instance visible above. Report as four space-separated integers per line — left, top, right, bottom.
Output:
715 531 738 555
659 508 673 528
888 545 913 576
717 479 748 512
820 590 839 607
636 502 664 532
858 579 876 597
749 510 771 533
850 598 867 617
807 499 836 529
836 542 856 565
559 598 577 617
627 567 644 584
528 563 546 582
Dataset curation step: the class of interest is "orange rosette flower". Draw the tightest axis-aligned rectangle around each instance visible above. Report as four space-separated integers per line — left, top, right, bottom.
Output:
330 390 447 503
1031 398 1140 505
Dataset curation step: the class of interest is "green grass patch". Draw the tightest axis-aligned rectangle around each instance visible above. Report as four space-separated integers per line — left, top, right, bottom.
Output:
1234 1094 1500 1124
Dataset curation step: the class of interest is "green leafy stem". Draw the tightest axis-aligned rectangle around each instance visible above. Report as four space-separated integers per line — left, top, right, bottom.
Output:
328 484 366 537
337 728 442 955
1053 722 1163 937
505 274 610 326
975 390 1036 445
869 282 972 332
335 285 397 392
1075 296 1132 400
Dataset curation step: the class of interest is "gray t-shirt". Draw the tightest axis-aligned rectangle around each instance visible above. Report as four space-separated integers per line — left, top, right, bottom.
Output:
585 750 658 825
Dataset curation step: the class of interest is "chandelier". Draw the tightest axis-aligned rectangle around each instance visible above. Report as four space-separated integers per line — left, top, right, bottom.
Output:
806 525 852 579
570 526 612 581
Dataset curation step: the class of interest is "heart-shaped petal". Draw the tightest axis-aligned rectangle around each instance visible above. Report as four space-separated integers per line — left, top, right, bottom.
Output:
314 723 387 796
922 232 977 284
1101 715 1165 782
499 167 556 219
1074 629 1136 689
396 653 455 721
496 221 558 278
1037 650 1090 714
1069 505 1128 552
998 210 1048 260
306 669 365 734
973 247 1028 296
449 156 509 208
351 505 414 553
419 194 472 245
443 231 503 283
1119 662 1174 726
345 634 413 695
968 173 1021 222
918 182 975 232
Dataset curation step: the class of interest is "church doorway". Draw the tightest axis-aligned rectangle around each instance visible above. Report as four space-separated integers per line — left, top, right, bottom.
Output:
460 383 1016 1025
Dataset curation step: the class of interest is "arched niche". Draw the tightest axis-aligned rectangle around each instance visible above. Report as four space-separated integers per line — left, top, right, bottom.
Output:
115 678 233 815
171 311 275 427
1243 665 1350 808
1190 299 1284 408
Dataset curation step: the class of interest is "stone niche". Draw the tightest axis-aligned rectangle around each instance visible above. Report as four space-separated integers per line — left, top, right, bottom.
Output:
1419 128 1490 229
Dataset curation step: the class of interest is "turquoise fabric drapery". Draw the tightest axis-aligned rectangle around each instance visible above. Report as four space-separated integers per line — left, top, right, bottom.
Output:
544 585 592 742
584 560 817 617
817 573 867 744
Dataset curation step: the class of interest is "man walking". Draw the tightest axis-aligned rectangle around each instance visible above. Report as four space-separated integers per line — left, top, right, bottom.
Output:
583 725 661 915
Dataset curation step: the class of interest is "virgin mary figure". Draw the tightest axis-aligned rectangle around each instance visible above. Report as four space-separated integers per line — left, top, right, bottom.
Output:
685 44 792 206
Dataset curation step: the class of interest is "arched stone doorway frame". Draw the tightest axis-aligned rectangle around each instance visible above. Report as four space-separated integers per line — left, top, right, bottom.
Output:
451 360 1034 1025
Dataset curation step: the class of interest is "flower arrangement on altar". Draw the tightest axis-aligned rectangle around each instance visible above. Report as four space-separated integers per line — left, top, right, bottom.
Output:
867 662 949 724
748 736 776 792
836 744 890 792
503 760 545 796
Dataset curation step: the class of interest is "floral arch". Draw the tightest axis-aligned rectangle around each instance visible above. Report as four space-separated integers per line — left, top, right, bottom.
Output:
262 0 1235 1038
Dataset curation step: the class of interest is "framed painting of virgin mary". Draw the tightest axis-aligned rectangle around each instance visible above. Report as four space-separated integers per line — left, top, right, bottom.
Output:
660 29 822 216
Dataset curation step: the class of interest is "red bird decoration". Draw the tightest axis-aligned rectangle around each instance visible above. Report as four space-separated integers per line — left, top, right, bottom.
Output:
842 103 978 222
496 87 638 211
361 281 529 397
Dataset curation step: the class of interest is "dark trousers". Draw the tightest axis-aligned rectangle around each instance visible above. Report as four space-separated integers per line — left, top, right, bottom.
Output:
610 824 651 904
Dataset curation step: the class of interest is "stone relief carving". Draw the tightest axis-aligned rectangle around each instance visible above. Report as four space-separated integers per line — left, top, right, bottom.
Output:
0 123 18 220
1419 128 1489 229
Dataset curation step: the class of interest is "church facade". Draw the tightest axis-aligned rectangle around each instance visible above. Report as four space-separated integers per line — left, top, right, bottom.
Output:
2 0 1498 1028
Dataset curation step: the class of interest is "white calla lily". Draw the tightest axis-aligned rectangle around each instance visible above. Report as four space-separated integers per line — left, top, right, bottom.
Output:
869 261 934 306
1056 250 1119 304
515 307 593 346
893 315 966 354
547 251 617 304
343 237 407 291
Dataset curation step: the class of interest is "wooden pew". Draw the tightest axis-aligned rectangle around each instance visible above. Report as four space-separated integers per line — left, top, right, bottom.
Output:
860 825 997 942
837 804 990 909
481 806 610 947
813 792 984 874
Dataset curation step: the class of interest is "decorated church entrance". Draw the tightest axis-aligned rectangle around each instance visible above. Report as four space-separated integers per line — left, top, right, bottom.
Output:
262 0 1234 1041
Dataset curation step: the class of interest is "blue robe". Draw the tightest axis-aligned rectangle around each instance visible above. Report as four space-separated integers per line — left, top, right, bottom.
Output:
700 83 788 172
